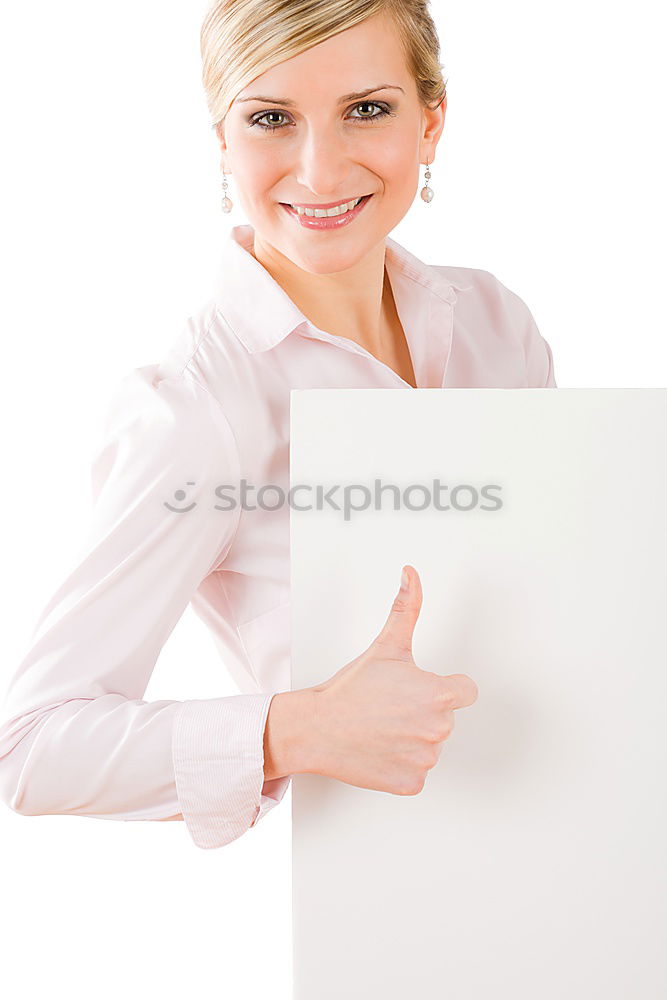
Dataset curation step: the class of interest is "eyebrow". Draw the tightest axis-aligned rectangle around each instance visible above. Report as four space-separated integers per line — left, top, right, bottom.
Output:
234 84 405 107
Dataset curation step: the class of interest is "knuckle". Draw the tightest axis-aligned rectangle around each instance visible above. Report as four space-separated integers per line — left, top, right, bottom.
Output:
458 673 479 701
436 685 455 708
397 771 425 796
411 745 439 770
424 712 454 745
391 595 410 614
420 747 439 769
440 711 455 737
407 776 425 796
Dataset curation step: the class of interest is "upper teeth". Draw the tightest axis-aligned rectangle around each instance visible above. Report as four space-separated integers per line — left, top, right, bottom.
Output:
292 197 363 217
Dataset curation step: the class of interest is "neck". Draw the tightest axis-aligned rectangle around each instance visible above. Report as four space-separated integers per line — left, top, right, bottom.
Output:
250 233 393 354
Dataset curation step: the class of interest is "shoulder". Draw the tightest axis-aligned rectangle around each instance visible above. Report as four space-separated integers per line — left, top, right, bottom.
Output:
432 263 532 321
91 362 240 506
99 292 243 457
431 264 557 388
99 362 230 446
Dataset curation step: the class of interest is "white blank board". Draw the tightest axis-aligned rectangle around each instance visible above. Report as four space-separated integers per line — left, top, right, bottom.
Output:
289 388 667 999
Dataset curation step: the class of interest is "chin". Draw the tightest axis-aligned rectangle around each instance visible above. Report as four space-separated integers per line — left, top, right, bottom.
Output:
289 232 382 274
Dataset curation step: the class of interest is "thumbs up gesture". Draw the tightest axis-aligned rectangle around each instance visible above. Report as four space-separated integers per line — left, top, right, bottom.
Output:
309 565 479 795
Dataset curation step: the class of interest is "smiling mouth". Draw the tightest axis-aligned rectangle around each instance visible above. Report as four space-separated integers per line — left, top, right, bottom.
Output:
280 196 368 218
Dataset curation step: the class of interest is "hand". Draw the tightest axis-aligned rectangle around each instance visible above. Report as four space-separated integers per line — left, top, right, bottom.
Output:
310 565 479 795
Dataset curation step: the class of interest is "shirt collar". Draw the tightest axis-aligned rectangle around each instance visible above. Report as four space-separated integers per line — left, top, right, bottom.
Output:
212 223 471 355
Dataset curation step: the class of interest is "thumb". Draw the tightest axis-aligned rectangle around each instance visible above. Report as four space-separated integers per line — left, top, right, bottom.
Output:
372 565 423 659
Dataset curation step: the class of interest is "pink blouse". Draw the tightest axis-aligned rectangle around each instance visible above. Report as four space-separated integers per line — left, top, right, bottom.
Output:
0 224 557 849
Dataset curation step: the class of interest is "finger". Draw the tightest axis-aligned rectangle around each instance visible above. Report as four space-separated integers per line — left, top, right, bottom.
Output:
373 564 423 658
439 673 479 710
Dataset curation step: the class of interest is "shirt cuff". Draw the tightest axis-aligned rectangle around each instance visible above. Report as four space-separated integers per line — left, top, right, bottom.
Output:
172 691 289 849
252 774 292 827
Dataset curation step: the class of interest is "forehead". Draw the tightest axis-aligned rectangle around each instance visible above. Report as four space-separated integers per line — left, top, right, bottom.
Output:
234 13 411 103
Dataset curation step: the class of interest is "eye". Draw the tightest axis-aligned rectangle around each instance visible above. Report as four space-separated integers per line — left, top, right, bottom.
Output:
249 110 291 132
348 101 392 122
247 100 394 133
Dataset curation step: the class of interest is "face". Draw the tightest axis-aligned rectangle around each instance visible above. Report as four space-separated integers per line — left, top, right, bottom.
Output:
218 11 446 275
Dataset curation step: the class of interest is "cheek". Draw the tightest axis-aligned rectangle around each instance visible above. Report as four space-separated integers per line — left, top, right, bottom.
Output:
368 131 418 186
243 158 283 197
229 135 284 195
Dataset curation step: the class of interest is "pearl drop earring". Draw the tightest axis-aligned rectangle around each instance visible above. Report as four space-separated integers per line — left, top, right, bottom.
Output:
221 169 233 213
420 158 434 203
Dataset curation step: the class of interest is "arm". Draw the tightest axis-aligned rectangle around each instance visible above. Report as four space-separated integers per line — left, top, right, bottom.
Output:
262 689 320 780
501 280 558 388
0 365 281 849
469 267 558 389
532 325 557 388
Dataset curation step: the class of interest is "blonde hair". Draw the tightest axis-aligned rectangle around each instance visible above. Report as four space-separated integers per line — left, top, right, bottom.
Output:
201 0 447 135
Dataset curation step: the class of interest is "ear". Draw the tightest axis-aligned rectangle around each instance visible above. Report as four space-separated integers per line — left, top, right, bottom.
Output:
215 120 232 174
419 94 447 165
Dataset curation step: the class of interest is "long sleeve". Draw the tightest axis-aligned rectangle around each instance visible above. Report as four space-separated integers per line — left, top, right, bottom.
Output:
509 285 557 388
0 365 285 849
524 311 557 388
487 273 558 388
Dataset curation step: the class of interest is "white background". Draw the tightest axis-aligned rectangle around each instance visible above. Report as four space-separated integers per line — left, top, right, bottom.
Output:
0 1 665 997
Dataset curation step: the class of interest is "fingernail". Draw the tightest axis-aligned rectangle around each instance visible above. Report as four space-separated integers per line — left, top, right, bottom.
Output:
400 566 409 591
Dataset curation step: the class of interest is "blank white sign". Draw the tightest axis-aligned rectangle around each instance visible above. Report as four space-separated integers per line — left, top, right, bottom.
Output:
289 388 667 1000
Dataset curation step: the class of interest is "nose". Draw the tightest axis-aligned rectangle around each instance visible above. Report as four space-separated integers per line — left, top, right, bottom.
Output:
292 125 356 199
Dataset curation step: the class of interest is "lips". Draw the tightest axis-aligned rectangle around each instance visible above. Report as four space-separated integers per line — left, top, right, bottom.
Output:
281 194 373 229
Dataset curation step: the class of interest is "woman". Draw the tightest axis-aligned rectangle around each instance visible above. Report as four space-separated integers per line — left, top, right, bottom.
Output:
0 0 556 850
